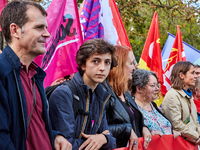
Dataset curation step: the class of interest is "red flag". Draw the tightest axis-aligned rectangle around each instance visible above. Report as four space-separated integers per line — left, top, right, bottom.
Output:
79 0 132 48
112 135 198 150
137 135 198 150
109 0 131 48
79 0 137 65
161 25 186 95
194 99 200 113
34 0 83 88
0 0 7 31
138 11 163 85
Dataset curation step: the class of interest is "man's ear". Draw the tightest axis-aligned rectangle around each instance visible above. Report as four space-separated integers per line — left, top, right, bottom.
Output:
10 23 20 39
179 72 184 80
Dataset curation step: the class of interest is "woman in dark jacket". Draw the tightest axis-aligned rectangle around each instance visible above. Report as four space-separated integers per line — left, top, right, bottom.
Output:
102 45 151 150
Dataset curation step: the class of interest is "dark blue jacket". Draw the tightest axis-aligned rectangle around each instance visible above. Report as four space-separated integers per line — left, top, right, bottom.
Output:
49 72 116 150
0 45 57 150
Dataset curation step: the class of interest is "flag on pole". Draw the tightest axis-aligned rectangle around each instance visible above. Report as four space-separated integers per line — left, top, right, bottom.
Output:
34 0 83 88
138 11 163 85
162 32 200 70
0 0 7 31
138 11 163 107
79 0 135 64
161 25 186 95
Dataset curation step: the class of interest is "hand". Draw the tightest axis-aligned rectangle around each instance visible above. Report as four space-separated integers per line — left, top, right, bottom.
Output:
151 130 163 137
128 129 138 150
194 138 200 145
173 130 181 139
51 77 66 86
102 130 110 135
78 132 107 150
54 135 72 150
142 127 152 150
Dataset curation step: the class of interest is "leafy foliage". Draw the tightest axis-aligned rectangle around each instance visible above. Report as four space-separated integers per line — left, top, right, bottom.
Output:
115 0 200 61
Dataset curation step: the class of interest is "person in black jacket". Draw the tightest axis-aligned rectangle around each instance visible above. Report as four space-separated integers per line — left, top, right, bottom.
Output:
102 45 151 150
131 69 180 138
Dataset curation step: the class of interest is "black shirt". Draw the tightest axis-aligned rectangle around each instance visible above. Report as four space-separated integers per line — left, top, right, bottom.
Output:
119 98 142 137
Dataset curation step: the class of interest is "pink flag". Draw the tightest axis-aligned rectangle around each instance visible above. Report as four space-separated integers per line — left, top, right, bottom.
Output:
34 0 83 88
0 0 7 31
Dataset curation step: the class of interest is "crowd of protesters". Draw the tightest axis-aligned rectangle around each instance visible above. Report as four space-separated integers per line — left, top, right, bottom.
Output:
1 1 200 150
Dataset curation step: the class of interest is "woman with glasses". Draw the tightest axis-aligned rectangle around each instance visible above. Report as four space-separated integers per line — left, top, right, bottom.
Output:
162 61 200 144
131 69 180 137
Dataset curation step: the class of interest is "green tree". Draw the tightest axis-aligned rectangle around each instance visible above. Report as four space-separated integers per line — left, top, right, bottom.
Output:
115 0 200 61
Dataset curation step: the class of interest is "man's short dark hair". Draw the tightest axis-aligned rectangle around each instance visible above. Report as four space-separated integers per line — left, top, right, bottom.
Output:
75 39 118 75
0 1 47 43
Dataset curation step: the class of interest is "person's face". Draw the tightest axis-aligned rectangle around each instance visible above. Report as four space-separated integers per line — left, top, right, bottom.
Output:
180 65 197 89
18 6 50 56
126 51 135 80
81 52 112 89
194 87 200 100
195 67 200 77
143 75 159 102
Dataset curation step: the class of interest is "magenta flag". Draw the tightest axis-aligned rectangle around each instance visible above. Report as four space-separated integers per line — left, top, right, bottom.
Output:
0 0 7 31
34 0 83 88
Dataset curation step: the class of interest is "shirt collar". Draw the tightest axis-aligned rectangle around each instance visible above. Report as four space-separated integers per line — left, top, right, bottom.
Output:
21 62 38 78
176 88 192 99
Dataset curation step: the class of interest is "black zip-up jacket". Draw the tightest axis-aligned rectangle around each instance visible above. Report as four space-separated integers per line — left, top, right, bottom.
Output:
102 80 145 148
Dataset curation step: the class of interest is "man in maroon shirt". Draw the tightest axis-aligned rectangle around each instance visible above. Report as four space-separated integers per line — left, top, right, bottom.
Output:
0 1 71 150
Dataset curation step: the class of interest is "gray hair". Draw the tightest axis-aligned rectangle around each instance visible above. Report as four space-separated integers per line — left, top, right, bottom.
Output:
131 69 158 94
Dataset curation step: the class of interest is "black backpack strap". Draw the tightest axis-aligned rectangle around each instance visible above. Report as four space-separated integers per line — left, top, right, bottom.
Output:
62 80 80 118
45 82 64 100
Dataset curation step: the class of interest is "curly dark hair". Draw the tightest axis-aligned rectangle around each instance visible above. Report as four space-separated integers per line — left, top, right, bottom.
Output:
75 39 118 75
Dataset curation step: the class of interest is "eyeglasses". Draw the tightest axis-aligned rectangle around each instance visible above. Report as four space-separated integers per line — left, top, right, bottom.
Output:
147 83 160 89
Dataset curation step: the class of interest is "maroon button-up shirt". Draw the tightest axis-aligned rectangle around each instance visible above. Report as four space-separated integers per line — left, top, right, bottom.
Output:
20 63 51 150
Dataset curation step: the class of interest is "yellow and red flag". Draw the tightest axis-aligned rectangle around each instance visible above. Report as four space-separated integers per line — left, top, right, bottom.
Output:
161 25 186 95
139 11 163 85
